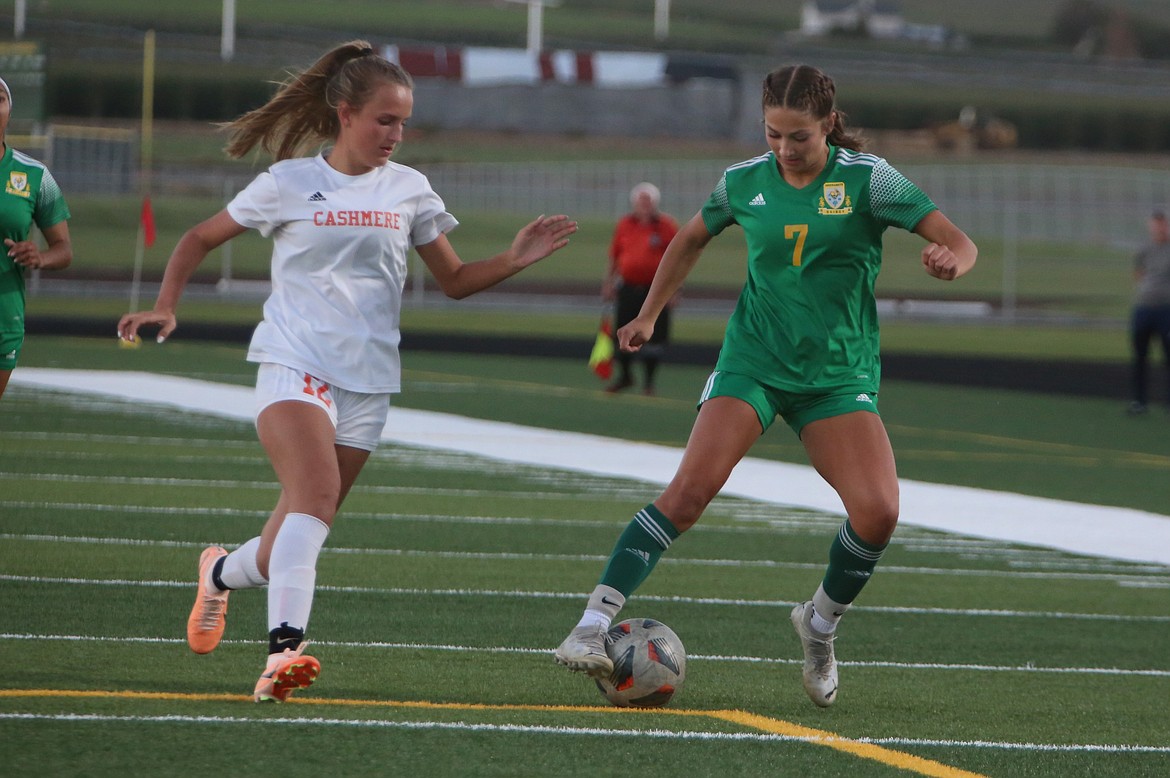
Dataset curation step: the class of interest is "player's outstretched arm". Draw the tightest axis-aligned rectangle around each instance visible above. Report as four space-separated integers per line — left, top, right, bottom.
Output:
416 214 578 299
118 210 247 344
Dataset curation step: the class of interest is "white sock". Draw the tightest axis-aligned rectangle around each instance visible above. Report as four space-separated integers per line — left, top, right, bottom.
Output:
216 536 267 590
811 584 849 635
575 585 625 630
577 610 611 629
267 513 330 633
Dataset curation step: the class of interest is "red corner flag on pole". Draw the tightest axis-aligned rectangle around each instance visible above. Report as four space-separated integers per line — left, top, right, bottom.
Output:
589 317 615 380
140 196 156 248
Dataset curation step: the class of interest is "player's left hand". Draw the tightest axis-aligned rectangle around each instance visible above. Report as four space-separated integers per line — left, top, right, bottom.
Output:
510 215 579 268
617 316 656 352
922 242 960 280
5 238 45 269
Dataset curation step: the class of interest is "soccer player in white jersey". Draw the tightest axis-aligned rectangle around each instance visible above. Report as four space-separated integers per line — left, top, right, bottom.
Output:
555 64 976 708
0 75 73 401
118 41 577 702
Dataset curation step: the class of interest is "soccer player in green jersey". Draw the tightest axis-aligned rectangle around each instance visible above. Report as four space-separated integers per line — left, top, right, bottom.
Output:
555 64 977 708
0 75 73 401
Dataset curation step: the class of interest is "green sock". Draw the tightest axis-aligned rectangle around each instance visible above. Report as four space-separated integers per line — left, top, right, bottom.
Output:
820 520 886 605
599 504 680 597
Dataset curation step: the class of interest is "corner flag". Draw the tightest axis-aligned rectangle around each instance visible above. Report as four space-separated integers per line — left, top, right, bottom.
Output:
140 196 155 248
589 318 615 379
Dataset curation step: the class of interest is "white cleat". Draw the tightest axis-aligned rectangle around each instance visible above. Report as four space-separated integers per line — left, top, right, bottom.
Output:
553 624 613 678
791 601 838 707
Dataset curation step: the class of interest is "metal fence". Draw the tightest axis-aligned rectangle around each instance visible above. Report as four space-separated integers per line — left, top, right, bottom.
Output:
55 147 1169 252
44 125 137 194
420 158 1170 251
914 164 1170 251
415 158 1170 318
40 140 1167 317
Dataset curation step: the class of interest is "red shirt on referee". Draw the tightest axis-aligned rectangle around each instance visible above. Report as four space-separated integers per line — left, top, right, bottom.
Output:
602 182 679 395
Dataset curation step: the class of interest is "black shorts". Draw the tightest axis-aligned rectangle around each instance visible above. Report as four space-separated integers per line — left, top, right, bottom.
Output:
615 283 670 345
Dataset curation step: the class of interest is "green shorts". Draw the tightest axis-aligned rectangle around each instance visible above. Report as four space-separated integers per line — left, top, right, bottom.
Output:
0 328 21 370
698 370 880 437
0 284 24 370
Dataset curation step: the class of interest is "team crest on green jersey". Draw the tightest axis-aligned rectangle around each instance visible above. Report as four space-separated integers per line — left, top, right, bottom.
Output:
5 171 29 198
818 181 852 215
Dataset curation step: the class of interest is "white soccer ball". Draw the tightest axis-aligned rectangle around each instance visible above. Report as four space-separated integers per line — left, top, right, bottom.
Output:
594 618 686 708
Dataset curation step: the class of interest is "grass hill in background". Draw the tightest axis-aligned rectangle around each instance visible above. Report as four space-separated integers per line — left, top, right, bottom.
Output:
11 0 1170 154
14 0 1170 57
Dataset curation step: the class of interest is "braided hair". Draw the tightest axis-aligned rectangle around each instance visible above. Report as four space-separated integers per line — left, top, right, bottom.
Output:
762 65 865 152
224 40 413 161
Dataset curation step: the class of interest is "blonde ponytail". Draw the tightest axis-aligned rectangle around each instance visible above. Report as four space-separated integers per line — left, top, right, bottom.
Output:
224 40 412 161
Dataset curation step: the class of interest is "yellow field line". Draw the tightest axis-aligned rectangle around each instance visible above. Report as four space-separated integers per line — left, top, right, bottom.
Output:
1 689 985 776
711 709 986 778
0 688 701 716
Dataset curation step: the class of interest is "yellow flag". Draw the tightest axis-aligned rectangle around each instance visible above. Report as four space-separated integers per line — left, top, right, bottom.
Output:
589 319 615 379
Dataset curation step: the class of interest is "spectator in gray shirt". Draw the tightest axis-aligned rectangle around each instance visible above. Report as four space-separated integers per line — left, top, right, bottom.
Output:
1128 210 1170 414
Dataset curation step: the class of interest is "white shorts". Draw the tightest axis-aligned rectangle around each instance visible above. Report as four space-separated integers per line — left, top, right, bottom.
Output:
254 363 391 451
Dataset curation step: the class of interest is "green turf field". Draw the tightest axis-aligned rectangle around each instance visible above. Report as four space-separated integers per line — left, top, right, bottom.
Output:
2 338 1168 776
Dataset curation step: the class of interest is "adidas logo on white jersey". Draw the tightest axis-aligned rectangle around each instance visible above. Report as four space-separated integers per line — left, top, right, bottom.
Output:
855 393 873 403
748 193 766 206
307 191 327 202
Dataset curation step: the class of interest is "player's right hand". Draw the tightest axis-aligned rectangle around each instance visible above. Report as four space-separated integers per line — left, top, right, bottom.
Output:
117 310 177 344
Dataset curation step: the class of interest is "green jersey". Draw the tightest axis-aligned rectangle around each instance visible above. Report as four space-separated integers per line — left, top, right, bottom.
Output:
701 146 935 393
0 145 71 337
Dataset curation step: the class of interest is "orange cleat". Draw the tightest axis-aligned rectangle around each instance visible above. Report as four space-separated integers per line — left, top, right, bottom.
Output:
186 545 229 654
253 643 321 703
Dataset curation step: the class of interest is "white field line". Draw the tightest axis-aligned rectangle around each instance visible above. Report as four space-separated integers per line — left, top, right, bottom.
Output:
12 368 1170 567
0 492 837 535
4 431 260 448
1 712 1168 753
6 491 1169 574
4 471 1163 568
4 573 1169 624
4 532 1169 584
0 471 664 505
0 712 808 741
8 481 1165 572
4 632 1169 679
0 495 1139 559
9 430 636 482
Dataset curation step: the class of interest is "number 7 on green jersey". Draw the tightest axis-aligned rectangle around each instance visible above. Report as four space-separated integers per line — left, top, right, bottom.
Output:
785 224 808 266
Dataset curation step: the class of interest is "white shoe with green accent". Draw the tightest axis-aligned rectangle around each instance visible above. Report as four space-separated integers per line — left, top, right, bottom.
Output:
791 601 838 707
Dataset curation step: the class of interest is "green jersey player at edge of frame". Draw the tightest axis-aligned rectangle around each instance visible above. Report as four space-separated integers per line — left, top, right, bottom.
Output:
0 75 73 401
554 63 977 709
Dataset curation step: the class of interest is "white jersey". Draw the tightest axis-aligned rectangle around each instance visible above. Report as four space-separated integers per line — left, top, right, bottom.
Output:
228 154 457 393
